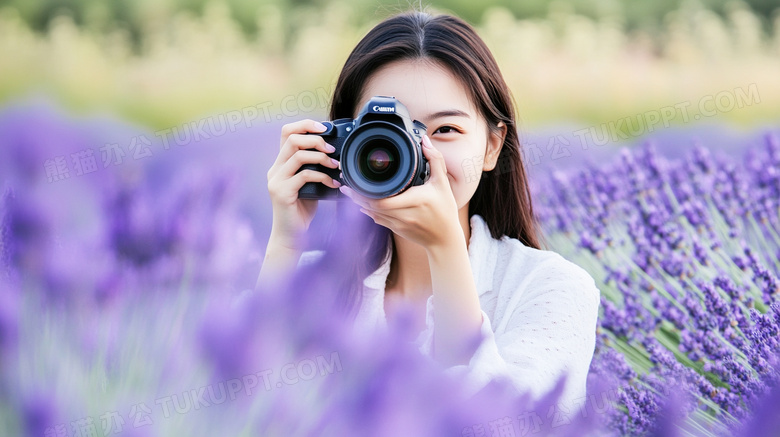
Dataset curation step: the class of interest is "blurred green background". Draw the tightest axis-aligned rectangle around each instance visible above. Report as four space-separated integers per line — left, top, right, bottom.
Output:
1 0 778 131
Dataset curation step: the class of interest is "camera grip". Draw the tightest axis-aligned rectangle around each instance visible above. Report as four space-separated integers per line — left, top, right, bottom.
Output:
297 161 342 199
297 127 347 200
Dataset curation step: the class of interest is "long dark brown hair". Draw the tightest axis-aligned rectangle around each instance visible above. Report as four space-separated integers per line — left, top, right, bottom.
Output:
319 11 546 321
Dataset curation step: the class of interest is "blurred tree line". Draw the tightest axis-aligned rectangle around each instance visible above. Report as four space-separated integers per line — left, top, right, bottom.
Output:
1 0 777 129
2 0 778 50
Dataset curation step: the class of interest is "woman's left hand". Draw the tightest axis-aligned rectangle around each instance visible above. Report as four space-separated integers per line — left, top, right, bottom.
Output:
339 134 463 251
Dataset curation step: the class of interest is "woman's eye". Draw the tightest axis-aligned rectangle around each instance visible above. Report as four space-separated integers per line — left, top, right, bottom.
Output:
434 126 459 134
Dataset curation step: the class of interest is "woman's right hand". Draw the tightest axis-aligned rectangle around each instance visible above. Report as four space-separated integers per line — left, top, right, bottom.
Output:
266 119 341 251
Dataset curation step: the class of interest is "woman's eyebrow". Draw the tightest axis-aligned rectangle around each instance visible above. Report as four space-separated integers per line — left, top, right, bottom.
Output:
424 109 471 120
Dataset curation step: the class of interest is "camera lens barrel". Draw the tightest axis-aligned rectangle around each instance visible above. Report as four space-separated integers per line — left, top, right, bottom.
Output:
341 122 425 199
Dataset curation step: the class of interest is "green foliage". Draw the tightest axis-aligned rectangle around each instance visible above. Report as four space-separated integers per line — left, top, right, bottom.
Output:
0 0 778 130
1 0 778 43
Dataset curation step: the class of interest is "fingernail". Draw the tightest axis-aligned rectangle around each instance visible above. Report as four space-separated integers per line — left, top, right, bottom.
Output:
325 143 336 152
422 135 432 148
333 179 341 187
314 121 328 132
330 158 339 166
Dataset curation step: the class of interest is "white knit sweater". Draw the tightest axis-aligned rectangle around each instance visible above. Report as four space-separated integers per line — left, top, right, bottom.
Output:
295 213 601 409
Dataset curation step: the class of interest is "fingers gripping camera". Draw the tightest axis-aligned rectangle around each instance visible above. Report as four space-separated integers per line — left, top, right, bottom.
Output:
297 96 431 200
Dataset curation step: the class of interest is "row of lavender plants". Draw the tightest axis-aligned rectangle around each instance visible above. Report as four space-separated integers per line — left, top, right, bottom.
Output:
534 133 780 435
0 100 779 436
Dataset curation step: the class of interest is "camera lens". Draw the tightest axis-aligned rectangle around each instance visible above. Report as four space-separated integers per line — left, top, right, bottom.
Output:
358 138 399 183
368 149 391 172
340 119 423 199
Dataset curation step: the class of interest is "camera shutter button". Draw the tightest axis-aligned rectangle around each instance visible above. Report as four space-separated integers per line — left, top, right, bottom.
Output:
320 121 334 134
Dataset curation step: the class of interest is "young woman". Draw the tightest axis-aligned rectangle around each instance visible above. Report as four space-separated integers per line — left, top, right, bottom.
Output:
257 11 600 408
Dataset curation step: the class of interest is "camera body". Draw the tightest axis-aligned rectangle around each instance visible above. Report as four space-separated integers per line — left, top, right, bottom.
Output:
297 96 430 200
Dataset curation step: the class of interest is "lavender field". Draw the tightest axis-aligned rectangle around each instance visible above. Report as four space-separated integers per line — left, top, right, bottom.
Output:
0 94 779 437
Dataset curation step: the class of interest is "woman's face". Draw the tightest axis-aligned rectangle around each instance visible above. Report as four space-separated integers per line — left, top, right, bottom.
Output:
354 59 503 211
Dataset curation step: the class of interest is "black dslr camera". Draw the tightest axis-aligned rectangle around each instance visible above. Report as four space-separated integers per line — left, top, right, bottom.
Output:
297 96 430 200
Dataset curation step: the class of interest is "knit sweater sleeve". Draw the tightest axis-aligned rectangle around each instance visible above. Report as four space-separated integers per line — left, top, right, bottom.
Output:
416 253 601 409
